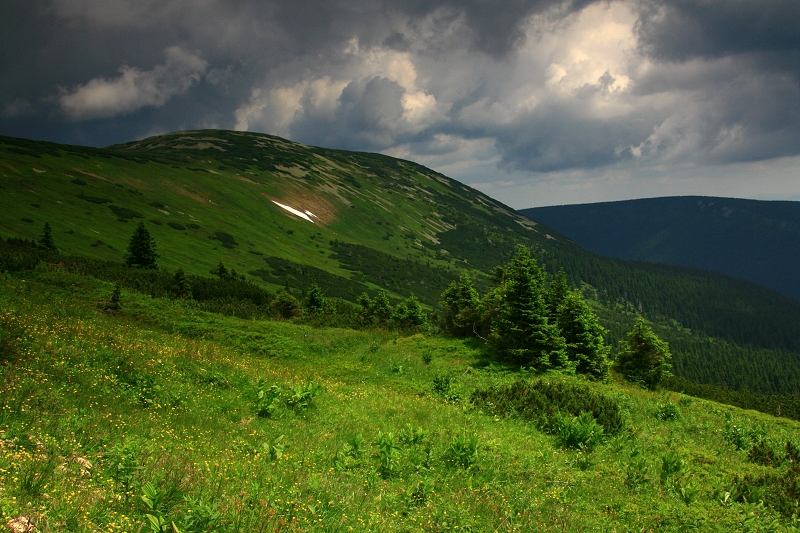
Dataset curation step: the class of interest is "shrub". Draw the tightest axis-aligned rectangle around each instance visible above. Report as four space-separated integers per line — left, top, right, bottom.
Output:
553 411 604 450
471 378 624 436
655 400 680 421
444 434 480 469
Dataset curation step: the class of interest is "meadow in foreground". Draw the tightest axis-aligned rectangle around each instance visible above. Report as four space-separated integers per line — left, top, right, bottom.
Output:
2 269 800 532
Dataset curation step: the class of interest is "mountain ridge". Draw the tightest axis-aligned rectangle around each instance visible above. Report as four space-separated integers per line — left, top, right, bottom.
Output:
520 196 800 301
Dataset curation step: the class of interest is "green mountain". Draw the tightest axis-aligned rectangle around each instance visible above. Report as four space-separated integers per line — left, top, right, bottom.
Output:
6 131 800 531
520 196 800 301
3 131 800 395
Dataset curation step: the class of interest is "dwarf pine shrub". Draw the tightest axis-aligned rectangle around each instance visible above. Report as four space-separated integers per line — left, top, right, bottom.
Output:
471 378 624 436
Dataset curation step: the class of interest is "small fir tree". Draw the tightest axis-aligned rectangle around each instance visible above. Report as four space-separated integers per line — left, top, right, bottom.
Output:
557 289 611 380
489 246 567 370
271 290 302 319
171 269 192 299
304 283 326 314
358 290 393 326
392 295 428 331
38 222 57 254
546 269 569 323
124 222 158 269
615 317 673 389
440 272 481 336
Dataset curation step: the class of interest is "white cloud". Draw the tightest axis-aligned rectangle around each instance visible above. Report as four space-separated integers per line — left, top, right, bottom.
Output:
60 46 207 120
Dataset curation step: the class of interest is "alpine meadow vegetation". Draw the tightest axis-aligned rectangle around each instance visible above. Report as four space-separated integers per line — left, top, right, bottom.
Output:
4 130 800 531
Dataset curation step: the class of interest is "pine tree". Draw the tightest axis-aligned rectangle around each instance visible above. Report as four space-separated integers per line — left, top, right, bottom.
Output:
615 317 673 389
546 269 569 323
490 246 567 370
358 290 393 326
557 289 611 380
38 222 57 254
171 269 192 299
440 272 481 336
124 222 158 268
304 283 326 314
392 295 428 331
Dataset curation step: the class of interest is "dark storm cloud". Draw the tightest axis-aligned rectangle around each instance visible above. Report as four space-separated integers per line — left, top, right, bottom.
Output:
1 0 800 178
634 0 800 62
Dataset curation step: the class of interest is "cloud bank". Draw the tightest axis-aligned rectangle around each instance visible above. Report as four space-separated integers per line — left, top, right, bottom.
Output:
1 0 799 205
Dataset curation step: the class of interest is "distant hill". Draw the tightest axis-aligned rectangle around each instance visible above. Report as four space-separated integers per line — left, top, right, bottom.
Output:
5 132 800 394
520 196 800 301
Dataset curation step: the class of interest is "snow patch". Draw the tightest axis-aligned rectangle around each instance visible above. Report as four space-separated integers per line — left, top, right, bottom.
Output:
272 200 316 223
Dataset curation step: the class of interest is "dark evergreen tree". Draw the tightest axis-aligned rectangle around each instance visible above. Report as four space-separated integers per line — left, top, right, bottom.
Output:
546 269 569 322
490 246 567 370
103 283 122 311
170 269 192 299
615 317 672 389
440 272 481 336
557 289 611 380
124 222 158 269
358 290 393 326
212 260 230 280
304 283 326 314
271 290 302 319
392 294 428 331
37 222 57 254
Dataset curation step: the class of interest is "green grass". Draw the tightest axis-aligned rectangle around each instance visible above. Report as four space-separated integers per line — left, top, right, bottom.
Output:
7 131 800 397
3 269 800 531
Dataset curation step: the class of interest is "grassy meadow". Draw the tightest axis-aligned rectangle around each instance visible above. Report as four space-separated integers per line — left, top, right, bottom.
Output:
3 268 800 532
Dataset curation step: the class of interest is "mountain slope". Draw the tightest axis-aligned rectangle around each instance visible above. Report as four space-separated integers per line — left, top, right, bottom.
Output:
520 196 800 301
4 131 800 394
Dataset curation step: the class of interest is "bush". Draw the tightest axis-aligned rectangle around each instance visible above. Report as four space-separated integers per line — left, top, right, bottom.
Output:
553 411 604 450
471 378 625 436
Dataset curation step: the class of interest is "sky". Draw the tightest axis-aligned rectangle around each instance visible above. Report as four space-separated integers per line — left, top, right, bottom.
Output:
1 0 799 208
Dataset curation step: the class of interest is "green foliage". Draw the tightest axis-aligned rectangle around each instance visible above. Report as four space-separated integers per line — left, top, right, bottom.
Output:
615 318 672 389
557 289 611 380
271 290 302 319
443 434 480 469
375 431 401 479
440 272 481 336
170 269 191 299
625 449 650 489
655 399 681 421
357 290 393 327
489 247 567 371
255 381 282 418
303 282 325 314
471 378 624 436
392 294 428 332
124 221 158 269
553 411 604 450
37 222 57 254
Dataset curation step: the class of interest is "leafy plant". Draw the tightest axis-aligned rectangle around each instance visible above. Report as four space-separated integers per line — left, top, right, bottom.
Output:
375 431 401 479
255 381 281 418
660 451 683 487
285 381 320 411
553 411 604 450
181 495 221 532
655 400 680 421
262 435 285 461
444 434 480 469
625 449 650 489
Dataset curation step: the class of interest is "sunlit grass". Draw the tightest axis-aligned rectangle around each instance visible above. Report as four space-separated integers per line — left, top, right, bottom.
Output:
2 270 800 531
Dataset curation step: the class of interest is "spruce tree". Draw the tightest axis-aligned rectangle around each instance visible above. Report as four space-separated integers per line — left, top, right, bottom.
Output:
615 317 672 389
171 269 192 299
38 222 57 254
557 289 611 380
490 246 567 370
124 222 158 268
440 272 481 336
392 295 428 331
546 269 569 323
304 283 326 314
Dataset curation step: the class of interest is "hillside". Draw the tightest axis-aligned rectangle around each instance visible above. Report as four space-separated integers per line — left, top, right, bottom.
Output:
3 267 800 532
520 196 800 301
4 131 800 396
